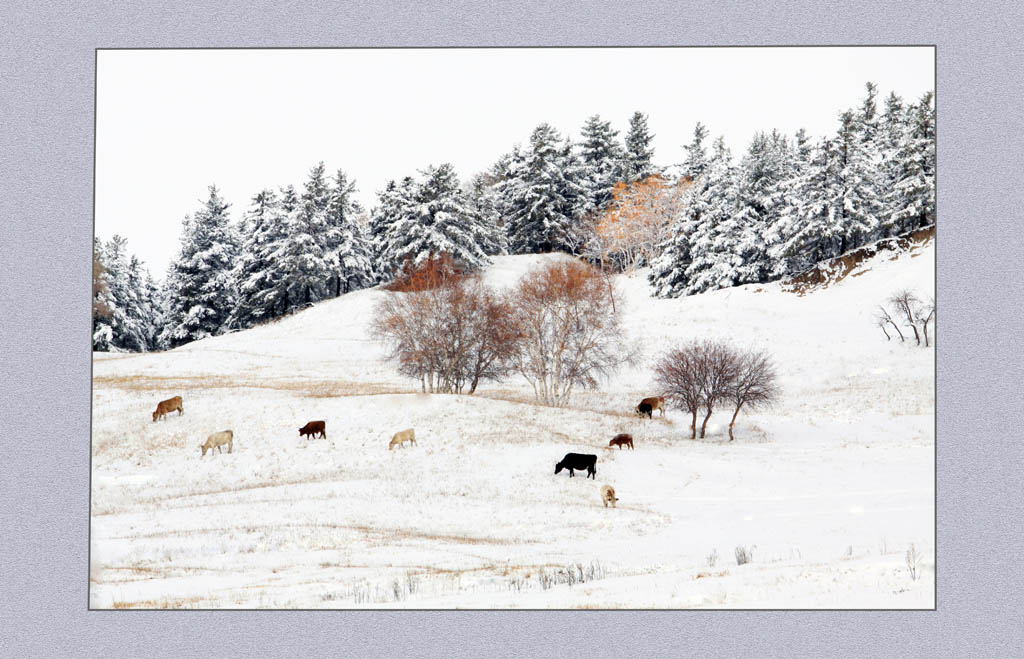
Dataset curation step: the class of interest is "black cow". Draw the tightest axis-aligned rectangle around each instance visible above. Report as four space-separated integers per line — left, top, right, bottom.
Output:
554 453 597 479
636 402 653 419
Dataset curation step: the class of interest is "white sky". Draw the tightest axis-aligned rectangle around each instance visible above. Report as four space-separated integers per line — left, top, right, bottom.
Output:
95 47 934 275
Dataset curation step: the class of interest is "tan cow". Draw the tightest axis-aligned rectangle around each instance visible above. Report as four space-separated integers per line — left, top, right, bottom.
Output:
601 484 619 508
389 428 416 450
636 396 665 418
152 395 184 422
200 430 233 457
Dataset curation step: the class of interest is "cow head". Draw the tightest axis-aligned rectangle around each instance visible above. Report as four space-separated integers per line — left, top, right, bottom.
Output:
152 410 159 422
200 444 208 457
554 462 564 475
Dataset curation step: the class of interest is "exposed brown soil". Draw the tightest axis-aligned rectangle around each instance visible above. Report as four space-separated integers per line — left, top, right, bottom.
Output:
781 225 934 295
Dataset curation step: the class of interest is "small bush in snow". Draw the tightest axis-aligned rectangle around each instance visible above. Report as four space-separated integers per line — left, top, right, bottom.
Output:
905 543 920 581
537 561 606 590
735 545 754 566
877 289 934 347
706 549 719 567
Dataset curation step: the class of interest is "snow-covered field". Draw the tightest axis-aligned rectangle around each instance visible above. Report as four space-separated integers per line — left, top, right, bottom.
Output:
90 243 935 609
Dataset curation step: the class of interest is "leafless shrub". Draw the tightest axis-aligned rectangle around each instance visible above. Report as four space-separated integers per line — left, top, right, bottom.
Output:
537 561 606 590
915 296 935 347
905 543 920 581
881 289 934 348
875 305 904 342
372 264 520 394
890 290 922 345
511 260 636 407
735 545 754 566
706 548 719 568
725 350 779 441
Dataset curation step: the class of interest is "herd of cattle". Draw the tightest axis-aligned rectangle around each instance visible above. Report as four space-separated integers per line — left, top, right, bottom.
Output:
150 393 668 508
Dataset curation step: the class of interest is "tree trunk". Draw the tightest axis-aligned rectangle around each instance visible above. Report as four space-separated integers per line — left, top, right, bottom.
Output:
700 406 713 439
690 409 697 439
728 403 742 442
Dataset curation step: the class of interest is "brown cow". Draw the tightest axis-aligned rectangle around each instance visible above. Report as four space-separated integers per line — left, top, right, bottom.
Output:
636 396 665 418
152 396 184 422
299 420 326 440
609 433 634 450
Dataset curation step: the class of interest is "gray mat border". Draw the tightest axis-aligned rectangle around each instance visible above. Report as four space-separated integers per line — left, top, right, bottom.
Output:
2 1 1019 657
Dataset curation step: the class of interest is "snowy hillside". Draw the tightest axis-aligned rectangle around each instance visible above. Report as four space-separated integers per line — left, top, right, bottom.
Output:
90 240 934 609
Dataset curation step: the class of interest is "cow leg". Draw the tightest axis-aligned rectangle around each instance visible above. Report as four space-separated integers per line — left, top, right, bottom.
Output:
228 442 232 454
569 469 574 477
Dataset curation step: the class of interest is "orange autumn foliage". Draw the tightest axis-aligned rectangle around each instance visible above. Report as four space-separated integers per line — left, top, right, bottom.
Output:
590 174 692 273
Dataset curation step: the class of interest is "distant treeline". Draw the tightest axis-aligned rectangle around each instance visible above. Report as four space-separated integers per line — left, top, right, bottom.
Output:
93 82 934 352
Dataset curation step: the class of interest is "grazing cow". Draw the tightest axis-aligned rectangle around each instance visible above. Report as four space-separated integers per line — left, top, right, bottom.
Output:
389 428 416 450
637 396 665 417
636 402 653 419
152 396 184 422
299 420 326 440
600 485 619 508
200 430 233 457
554 453 597 479
609 433 634 450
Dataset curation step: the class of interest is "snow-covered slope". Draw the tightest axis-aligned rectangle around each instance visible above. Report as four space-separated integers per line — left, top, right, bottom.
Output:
91 242 934 609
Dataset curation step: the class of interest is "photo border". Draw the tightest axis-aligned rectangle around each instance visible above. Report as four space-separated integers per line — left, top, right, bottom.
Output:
4 1 1014 656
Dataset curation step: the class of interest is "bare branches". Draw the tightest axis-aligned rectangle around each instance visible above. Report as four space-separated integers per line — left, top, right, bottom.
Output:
511 259 635 407
654 341 778 441
726 350 779 441
372 263 519 394
877 289 934 348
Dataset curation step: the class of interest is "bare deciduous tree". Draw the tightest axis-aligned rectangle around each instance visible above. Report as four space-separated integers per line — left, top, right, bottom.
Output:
654 342 705 439
876 289 934 348
915 296 935 347
511 259 635 407
875 305 904 342
726 350 779 441
696 341 740 439
372 264 519 394
889 289 922 345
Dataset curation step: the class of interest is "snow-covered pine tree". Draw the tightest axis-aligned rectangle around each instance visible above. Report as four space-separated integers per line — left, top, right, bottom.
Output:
380 163 491 271
709 130 793 287
123 254 152 352
159 186 239 348
679 137 745 294
144 271 164 350
835 110 884 250
506 123 589 254
464 170 507 256
99 235 150 351
230 188 289 328
325 169 375 295
680 122 710 181
622 111 658 183
887 91 935 235
370 176 419 282
92 236 114 351
579 114 624 211
273 173 331 312
648 136 735 298
770 136 846 275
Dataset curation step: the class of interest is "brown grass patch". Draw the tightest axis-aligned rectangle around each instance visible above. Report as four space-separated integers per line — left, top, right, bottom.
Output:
110 596 205 609
93 374 410 399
